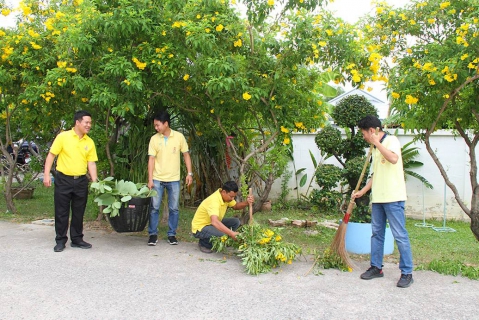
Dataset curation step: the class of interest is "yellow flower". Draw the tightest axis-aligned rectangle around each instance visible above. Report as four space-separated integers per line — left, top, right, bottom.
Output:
132 58 147 70
267 0 274 6
460 54 468 61
444 74 457 82
57 61 67 68
1 8 11 16
242 92 251 100
283 137 290 145
405 95 418 104
216 24 224 32
81 97 88 102
275 235 282 242
376 7 384 14
210 109 214 113
196 14 201 19
440 2 450 9
162 31 166 36
428 79 436 85
234 39 242 47
443 94 450 99
123 79 130 85
280 126 289 133
66 67 77 73
30 42 42 50
205 28 211 33
183 74 190 81
172 21 182 28
428 18 435 24
264 229 274 237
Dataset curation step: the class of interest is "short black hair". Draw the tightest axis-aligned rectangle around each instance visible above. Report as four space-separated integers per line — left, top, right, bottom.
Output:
358 115 382 130
222 181 239 193
74 110 92 124
154 111 170 125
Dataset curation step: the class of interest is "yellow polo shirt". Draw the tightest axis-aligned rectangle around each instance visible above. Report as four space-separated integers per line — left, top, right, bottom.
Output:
191 189 237 233
50 129 98 176
370 134 407 203
148 129 189 181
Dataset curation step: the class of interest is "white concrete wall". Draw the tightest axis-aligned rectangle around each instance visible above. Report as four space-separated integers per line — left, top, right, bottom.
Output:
269 129 473 221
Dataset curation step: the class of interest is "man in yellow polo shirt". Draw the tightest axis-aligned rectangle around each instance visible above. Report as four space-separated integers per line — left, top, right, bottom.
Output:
353 115 413 288
43 110 98 252
147 111 193 246
191 181 254 253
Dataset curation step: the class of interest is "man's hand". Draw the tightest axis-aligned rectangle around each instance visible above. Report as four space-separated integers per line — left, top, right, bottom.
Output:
185 175 193 186
351 190 363 199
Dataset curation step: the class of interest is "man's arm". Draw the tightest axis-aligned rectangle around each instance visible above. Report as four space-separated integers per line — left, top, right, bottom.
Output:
87 161 98 182
352 176 373 199
182 152 193 186
211 215 239 240
43 152 56 187
147 156 155 189
232 194 254 210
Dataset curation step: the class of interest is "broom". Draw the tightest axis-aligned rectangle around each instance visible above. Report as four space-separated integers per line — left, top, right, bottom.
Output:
330 136 376 269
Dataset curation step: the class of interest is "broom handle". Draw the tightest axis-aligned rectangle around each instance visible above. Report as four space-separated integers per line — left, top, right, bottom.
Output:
248 188 253 225
346 128 378 213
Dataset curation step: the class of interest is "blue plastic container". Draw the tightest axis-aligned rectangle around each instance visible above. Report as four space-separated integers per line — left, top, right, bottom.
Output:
345 222 394 255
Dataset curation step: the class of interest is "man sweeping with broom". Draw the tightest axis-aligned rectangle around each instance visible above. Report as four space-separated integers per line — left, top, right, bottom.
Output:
352 115 414 288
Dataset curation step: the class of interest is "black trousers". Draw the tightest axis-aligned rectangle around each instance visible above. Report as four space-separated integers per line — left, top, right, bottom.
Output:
54 172 89 244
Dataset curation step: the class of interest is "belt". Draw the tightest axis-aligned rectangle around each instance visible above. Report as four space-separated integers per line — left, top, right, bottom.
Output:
58 171 85 179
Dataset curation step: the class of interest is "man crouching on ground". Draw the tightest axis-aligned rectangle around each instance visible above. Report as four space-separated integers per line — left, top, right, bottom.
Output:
191 181 254 253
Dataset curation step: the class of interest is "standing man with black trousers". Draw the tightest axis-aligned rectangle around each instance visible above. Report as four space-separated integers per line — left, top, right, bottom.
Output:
43 110 98 252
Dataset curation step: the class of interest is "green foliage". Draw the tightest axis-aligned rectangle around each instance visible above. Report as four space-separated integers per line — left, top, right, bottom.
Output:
402 141 433 189
417 259 479 281
309 189 342 212
332 95 378 129
90 177 157 217
314 125 342 157
315 248 351 272
211 224 302 275
315 164 342 189
313 96 377 220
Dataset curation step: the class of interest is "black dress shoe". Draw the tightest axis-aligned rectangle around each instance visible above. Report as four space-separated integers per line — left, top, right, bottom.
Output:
71 240 92 249
54 243 65 252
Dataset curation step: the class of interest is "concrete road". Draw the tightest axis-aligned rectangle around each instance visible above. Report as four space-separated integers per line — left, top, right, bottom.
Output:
0 221 478 320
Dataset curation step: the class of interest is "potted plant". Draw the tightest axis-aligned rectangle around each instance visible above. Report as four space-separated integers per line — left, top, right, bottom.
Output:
90 177 157 233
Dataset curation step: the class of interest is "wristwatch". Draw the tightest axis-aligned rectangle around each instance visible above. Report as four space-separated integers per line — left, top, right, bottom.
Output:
188 172 193 176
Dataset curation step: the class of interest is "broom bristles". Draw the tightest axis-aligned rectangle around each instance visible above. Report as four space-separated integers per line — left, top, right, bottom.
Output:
330 221 354 269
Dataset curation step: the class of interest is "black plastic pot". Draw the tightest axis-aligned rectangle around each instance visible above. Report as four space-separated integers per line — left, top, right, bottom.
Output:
107 197 151 233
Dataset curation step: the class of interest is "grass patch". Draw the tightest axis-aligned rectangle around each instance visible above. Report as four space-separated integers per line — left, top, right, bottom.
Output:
1 186 478 278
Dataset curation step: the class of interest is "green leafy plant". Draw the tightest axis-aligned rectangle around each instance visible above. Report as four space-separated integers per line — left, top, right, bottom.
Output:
90 177 157 217
310 164 343 211
417 259 479 280
315 248 352 273
401 141 433 189
211 224 302 275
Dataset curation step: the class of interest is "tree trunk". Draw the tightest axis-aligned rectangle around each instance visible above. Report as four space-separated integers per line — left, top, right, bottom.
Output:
470 208 479 241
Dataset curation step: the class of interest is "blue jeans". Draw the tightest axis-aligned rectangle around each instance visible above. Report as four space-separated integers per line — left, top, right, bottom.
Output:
371 201 413 274
148 180 180 237
193 218 240 249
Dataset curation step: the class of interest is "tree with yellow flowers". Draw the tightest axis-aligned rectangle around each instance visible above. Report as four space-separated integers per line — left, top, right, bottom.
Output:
1 0 380 215
361 0 479 240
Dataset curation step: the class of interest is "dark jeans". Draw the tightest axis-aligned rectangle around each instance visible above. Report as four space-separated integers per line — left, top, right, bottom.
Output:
54 172 88 244
193 218 240 249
